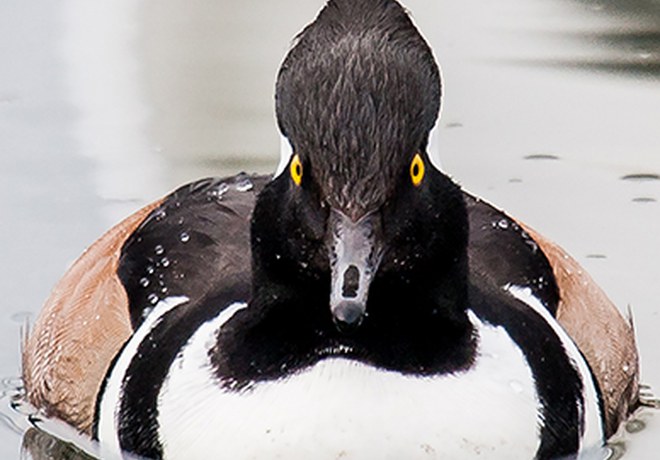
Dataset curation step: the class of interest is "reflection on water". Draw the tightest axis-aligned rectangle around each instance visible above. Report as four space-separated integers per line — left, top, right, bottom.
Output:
621 173 660 182
0 378 98 460
21 428 94 460
2 0 660 458
505 0 660 78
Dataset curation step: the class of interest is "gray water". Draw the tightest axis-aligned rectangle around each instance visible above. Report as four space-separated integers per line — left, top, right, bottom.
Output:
1 0 659 458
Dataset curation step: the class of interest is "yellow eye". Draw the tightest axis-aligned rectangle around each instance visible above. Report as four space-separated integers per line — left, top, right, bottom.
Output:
410 153 425 187
290 154 303 186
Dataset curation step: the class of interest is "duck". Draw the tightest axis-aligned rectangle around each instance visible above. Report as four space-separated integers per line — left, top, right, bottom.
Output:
21 0 639 459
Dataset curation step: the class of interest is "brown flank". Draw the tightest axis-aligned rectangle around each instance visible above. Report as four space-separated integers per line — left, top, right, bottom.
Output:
519 223 639 438
22 200 162 434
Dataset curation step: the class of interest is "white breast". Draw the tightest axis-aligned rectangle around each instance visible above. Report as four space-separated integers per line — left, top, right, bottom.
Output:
155 310 542 460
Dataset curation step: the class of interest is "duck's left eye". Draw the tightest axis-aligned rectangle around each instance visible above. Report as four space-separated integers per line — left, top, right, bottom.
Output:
410 153 425 187
290 154 303 186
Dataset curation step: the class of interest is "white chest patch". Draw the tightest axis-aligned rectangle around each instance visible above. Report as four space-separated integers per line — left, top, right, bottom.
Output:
156 310 542 460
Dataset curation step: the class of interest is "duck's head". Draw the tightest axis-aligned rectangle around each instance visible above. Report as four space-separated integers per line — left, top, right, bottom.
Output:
251 0 469 335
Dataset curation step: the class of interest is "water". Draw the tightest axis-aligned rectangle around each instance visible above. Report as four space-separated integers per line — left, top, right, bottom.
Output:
1 0 659 458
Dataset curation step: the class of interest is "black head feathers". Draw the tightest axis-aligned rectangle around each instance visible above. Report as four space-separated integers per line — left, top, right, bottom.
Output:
275 0 441 216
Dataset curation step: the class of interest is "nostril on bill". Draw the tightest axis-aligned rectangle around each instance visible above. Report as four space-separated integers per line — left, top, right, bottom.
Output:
342 265 360 298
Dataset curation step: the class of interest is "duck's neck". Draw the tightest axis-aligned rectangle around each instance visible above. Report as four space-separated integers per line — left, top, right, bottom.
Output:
238 177 476 381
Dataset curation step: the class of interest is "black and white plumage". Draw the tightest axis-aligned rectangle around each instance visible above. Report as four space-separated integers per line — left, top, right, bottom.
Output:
90 0 611 458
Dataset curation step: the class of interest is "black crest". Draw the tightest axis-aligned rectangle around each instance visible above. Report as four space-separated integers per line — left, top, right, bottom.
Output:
275 0 441 214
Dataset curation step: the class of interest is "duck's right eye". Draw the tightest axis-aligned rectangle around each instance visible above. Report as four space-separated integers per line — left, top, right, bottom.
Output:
290 154 303 186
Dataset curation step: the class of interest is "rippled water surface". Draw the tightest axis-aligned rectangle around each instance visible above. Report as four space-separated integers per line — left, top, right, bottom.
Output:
1 0 659 458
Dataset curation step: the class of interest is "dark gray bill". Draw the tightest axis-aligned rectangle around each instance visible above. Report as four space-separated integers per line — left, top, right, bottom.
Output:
328 210 383 332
